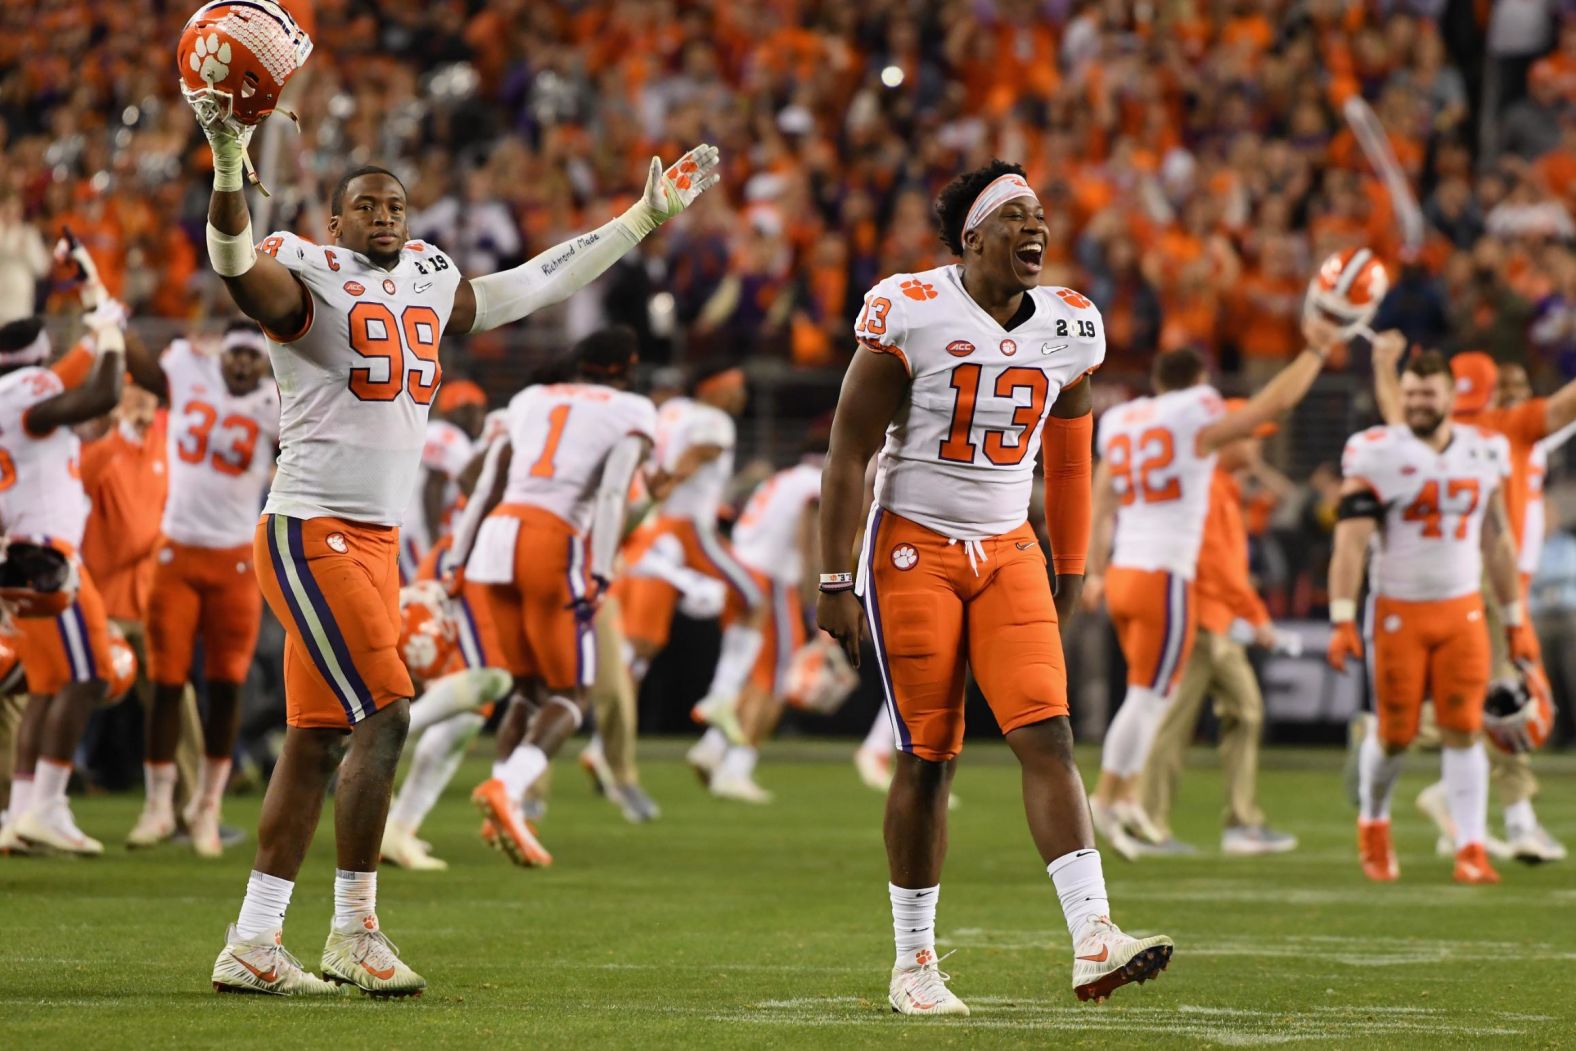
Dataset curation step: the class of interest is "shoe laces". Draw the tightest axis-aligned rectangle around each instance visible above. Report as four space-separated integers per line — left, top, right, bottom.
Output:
902 950 959 999
351 928 401 971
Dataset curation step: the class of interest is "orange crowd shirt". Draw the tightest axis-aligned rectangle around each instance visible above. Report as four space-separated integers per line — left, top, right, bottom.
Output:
79 415 169 622
1195 469 1271 635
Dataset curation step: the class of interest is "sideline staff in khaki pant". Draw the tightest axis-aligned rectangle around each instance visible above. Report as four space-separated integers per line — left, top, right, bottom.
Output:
1136 408 1297 855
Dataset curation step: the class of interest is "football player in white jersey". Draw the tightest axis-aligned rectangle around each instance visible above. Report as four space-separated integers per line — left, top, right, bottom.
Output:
817 161 1171 1012
451 327 656 867
618 363 766 762
1328 350 1533 884
1082 331 1338 859
0 304 126 857
711 433 828 803
192 74 718 993
399 379 486 582
122 321 279 856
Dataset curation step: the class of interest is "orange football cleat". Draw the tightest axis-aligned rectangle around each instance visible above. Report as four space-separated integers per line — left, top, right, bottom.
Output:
1358 819 1399 882
1453 843 1500 885
470 779 553 868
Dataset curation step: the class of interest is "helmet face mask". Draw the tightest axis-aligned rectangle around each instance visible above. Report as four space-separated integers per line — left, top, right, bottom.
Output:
0 540 78 620
1483 665 1556 754
176 0 314 129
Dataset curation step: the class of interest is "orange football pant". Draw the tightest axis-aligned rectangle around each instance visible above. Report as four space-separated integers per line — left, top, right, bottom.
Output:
479 504 595 690
5 541 112 696
616 515 764 649
1371 591 1490 747
1105 565 1197 693
146 540 262 686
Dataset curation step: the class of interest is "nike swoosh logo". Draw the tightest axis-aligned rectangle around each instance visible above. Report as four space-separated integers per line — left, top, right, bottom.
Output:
414 282 433 293
1076 946 1109 963
1015 541 1036 550
362 961 397 981
232 954 278 983
1040 343 1069 355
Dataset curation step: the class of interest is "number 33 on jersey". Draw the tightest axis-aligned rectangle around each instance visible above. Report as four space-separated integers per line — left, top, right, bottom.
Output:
854 266 1105 538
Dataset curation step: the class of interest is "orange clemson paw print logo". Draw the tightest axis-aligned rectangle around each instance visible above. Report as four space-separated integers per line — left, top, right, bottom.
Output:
666 158 699 191
901 280 938 302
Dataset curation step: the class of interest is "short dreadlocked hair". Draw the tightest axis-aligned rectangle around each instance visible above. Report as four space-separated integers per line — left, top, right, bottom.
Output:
934 159 1029 258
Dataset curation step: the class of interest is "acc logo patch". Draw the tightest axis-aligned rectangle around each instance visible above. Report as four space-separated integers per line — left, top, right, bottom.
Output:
343 280 366 296
382 278 398 295
891 544 919 570
326 533 349 554
1383 615 1402 633
946 340 975 358
999 338 1018 357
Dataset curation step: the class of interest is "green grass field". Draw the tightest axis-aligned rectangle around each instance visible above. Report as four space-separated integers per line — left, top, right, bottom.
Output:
3 741 1574 1049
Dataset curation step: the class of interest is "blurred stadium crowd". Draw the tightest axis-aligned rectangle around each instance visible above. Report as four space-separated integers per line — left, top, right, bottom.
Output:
3 0 1576 778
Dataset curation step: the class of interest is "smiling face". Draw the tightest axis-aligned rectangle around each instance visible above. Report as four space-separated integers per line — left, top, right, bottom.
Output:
1400 369 1453 439
964 195 1046 295
220 344 267 397
330 172 410 269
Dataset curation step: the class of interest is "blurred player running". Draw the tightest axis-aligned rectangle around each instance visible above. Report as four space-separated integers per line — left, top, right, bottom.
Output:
1083 329 1338 860
818 161 1171 1012
0 288 126 855
123 322 279 857
1328 351 1532 884
183 1 718 996
454 327 656 867
399 380 486 582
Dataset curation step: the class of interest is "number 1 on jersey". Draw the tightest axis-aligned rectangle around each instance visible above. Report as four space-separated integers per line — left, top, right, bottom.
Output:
530 404 572 478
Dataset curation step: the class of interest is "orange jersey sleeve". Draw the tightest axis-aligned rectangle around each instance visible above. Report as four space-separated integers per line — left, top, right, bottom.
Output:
1485 400 1548 447
50 343 95 389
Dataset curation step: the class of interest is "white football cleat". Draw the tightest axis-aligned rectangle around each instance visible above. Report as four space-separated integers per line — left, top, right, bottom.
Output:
1221 825 1298 856
1072 917 1173 1003
0 815 32 855
1510 824 1567 864
1089 801 1141 862
126 806 176 850
685 737 722 786
709 772 773 805
855 747 893 792
211 926 342 997
185 801 223 859
690 692 747 746
1114 801 1167 846
889 952 969 1016
321 918 427 999
578 740 618 798
381 820 447 871
613 783 662 823
16 802 102 856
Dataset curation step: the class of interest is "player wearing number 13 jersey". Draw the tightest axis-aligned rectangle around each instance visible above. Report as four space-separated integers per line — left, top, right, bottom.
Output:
196 62 720 992
1084 327 1338 861
817 161 1172 1012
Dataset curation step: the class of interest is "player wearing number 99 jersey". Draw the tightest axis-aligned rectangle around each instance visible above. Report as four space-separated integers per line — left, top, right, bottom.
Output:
1084 329 1339 860
817 161 1173 1011
124 322 279 856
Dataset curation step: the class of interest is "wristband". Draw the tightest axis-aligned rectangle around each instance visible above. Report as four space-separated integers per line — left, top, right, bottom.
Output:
206 222 258 278
1329 599 1357 624
819 572 855 595
1502 602 1523 627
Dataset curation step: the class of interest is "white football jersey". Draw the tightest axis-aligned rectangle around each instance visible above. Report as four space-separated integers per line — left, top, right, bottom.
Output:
0 365 89 547
258 231 464 526
1342 423 1511 601
733 460 824 583
659 400 736 524
161 340 280 548
400 418 476 554
1097 385 1225 579
855 265 1105 539
501 382 657 533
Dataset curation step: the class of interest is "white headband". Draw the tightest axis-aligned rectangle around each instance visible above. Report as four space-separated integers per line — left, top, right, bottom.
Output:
0 328 49 367
963 173 1040 234
222 329 268 355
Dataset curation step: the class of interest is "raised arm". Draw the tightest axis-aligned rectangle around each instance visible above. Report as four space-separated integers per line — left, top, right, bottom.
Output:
23 307 126 435
1197 314 1344 454
1370 330 1405 426
449 146 720 334
816 349 910 667
1542 374 1576 434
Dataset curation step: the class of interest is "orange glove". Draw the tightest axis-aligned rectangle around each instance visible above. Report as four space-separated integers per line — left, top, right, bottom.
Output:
1327 621 1363 671
1508 622 1539 666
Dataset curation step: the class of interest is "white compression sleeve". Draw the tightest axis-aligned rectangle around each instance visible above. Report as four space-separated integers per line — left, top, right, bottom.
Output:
450 439 508 569
468 217 641 333
589 436 647 581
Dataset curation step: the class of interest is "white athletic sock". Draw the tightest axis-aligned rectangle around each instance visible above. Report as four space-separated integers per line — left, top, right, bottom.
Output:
861 709 896 754
1358 732 1403 822
498 744 549 803
691 727 728 769
890 883 939 968
144 761 177 816
235 870 294 941
1504 798 1537 838
705 625 763 701
1442 744 1489 850
390 713 484 831
1048 848 1109 945
8 774 32 821
719 745 757 780
1100 686 1169 777
196 757 231 813
332 869 378 933
33 758 71 808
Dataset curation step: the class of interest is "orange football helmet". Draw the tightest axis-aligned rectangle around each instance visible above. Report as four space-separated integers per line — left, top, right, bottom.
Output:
1483 663 1556 754
176 1 313 128
1307 247 1389 337
398 582 458 683
103 622 139 707
0 539 77 620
